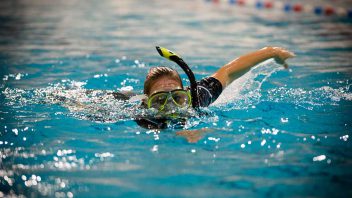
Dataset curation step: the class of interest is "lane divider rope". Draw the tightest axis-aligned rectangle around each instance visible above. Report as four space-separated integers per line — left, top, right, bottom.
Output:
205 0 352 18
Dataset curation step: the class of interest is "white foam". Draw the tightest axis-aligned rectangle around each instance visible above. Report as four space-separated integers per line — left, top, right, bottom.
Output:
211 60 280 108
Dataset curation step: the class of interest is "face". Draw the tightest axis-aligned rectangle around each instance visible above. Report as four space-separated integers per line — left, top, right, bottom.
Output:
145 76 189 113
148 76 182 96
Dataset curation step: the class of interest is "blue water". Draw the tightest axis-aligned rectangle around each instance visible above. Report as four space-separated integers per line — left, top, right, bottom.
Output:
1 0 352 197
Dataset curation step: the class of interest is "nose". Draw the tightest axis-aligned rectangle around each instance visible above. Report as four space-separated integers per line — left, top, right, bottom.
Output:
162 96 178 112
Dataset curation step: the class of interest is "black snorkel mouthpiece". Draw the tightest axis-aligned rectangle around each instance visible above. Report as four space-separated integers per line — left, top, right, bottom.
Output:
155 46 200 109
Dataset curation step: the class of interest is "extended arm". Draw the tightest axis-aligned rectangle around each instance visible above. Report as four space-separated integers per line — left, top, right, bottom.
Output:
212 47 295 89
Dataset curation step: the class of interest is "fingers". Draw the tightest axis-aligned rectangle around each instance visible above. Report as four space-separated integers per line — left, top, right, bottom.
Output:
289 51 296 57
273 47 295 59
272 47 294 69
282 49 295 58
283 50 295 58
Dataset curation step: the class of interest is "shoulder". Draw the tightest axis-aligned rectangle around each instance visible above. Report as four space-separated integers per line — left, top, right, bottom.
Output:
198 77 223 89
196 77 223 107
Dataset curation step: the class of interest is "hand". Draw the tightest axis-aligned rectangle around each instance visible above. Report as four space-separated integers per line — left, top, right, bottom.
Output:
176 128 211 143
271 47 295 69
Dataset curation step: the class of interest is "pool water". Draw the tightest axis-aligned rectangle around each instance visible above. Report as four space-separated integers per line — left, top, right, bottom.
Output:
1 0 352 197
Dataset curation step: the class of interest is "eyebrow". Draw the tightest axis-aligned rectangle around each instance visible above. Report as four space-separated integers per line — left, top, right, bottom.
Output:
151 86 182 95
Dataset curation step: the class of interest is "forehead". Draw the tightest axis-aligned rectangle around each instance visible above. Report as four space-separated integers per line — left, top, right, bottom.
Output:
149 76 182 95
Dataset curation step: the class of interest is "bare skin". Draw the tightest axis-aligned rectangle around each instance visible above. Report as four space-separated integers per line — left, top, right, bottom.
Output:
148 76 183 96
176 128 212 143
147 47 295 142
148 47 294 96
212 47 295 89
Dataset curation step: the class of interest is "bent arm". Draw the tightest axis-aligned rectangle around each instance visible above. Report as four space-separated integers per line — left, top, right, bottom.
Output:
211 47 295 89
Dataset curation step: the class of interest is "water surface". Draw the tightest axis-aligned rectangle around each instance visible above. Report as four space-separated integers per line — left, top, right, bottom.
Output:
1 0 352 197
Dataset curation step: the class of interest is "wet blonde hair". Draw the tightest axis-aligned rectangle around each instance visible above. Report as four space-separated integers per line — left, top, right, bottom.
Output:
143 66 182 95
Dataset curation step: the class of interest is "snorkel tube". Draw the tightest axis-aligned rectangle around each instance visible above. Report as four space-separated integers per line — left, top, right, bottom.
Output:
155 46 200 109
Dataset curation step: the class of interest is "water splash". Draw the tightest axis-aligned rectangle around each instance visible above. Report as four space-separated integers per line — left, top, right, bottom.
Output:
2 80 143 123
211 61 352 110
2 79 203 125
211 60 284 109
265 84 352 107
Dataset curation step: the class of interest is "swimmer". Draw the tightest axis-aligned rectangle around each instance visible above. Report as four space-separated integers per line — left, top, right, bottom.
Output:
135 46 295 129
50 46 294 130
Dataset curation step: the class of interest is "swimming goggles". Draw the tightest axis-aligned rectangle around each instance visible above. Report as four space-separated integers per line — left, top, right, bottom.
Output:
147 89 192 111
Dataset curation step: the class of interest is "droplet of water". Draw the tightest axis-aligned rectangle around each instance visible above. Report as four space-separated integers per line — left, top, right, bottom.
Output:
280 117 289 123
12 129 18 136
340 135 349 141
67 192 74 198
15 73 21 80
313 155 326 161
261 139 266 146
151 145 158 152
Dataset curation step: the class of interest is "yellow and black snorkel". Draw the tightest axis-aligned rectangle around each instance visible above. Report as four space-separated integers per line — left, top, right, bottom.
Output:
155 46 200 109
135 47 199 129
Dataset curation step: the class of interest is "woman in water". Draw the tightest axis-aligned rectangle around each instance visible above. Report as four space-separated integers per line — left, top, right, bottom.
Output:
135 46 295 130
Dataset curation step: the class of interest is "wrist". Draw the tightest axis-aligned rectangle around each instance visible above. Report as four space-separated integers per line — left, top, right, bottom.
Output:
261 46 277 58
